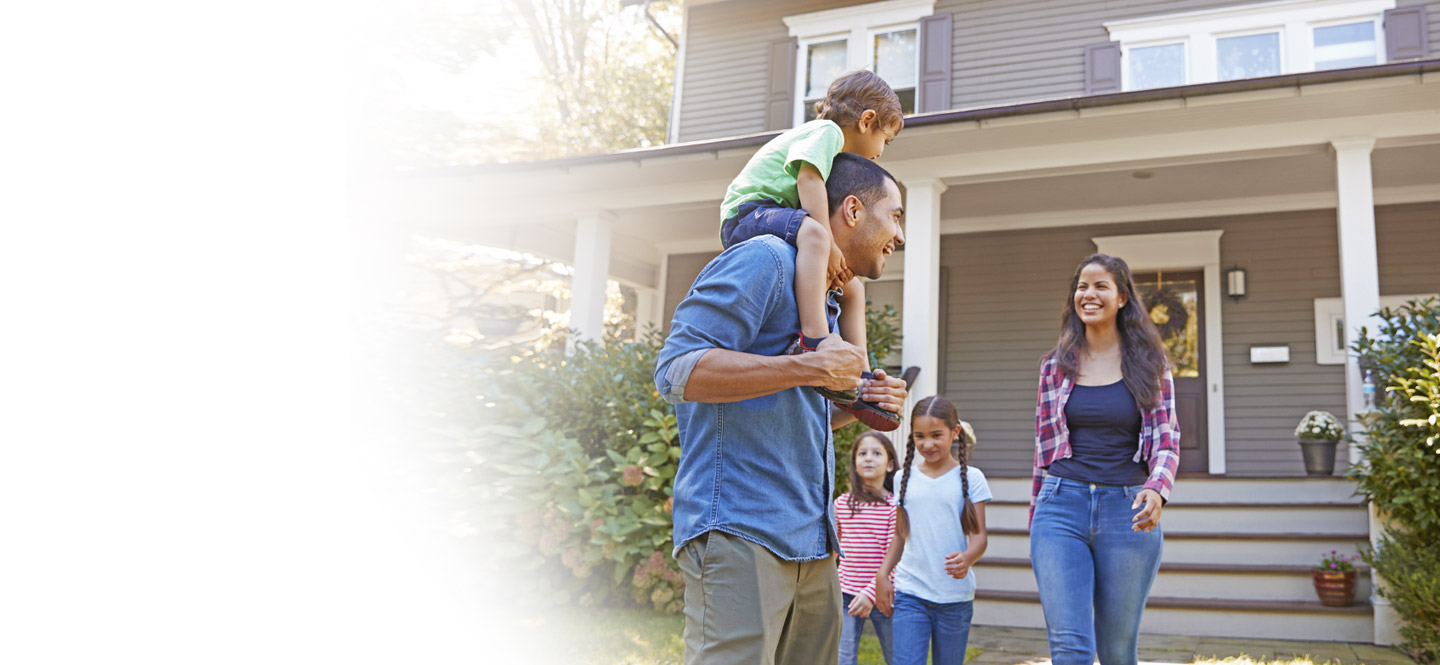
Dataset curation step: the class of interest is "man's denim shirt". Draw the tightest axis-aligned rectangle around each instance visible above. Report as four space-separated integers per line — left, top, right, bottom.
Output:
654 236 840 562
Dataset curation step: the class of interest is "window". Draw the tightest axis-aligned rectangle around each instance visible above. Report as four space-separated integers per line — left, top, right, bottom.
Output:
784 0 933 125
1106 0 1391 91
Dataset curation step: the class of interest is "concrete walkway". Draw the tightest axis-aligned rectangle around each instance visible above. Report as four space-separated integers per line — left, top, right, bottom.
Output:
967 625 1417 665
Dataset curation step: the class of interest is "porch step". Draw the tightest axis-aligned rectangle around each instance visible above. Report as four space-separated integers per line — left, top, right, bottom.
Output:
973 557 1371 604
984 499 1368 534
984 527 1371 566
973 590 1373 642
983 476 1363 505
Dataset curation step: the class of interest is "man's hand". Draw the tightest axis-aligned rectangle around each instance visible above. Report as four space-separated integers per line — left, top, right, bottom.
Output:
874 575 894 617
860 368 908 414
847 594 874 618
813 336 866 392
944 551 971 580
827 241 853 291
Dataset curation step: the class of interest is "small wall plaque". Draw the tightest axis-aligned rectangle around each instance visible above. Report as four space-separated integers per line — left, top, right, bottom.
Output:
1250 345 1290 364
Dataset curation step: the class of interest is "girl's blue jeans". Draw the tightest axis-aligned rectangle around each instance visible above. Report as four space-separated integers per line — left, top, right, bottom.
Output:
839 592 894 665
1029 475 1164 665
892 591 972 665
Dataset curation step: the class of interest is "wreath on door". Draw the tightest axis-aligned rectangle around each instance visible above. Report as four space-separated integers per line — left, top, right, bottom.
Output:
1144 287 1189 339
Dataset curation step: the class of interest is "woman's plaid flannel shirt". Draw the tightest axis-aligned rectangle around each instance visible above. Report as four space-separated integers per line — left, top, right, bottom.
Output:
1030 351 1181 526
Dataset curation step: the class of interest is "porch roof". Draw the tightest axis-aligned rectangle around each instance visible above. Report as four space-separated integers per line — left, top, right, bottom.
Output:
407 58 1440 177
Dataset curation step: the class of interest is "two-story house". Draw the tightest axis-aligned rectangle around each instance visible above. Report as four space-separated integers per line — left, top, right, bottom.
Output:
376 0 1440 643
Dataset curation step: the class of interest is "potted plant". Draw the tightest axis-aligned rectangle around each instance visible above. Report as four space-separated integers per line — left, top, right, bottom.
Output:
1312 549 1360 606
1294 410 1344 476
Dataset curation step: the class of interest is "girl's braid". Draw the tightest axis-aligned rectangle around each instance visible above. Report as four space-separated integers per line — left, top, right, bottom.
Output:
897 431 917 539
957 428 979 535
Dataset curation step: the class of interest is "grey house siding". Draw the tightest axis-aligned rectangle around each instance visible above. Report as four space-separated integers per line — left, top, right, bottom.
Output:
680 0 856 142
942 205 1439 478
1377 202 1440 296
677 0 1440 142
663 251 722 333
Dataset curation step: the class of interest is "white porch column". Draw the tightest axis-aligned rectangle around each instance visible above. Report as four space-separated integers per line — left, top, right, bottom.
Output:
901 178 946 401
1333 138 1381 457
633 286 660 338
1332 137 1393 645
570 211 615 347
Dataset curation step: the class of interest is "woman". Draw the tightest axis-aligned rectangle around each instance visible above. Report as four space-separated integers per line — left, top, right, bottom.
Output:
1029 253 1180 665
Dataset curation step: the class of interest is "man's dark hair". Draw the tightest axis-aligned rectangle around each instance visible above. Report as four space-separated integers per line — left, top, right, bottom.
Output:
825 152 900 216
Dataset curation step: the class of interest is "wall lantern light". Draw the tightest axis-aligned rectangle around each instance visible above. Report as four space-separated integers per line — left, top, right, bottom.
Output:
1227 266 1248 301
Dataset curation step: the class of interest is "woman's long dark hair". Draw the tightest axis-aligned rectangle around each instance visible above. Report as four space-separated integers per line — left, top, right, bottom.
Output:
897 396 980 538
1053 253 1168 410
846 431 898 517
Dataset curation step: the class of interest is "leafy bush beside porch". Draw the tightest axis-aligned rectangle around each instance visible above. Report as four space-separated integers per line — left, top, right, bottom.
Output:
1350 297 1440 663
484 302 902 613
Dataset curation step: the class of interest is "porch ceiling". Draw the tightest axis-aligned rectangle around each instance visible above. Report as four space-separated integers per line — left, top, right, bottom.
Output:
942 141 1440 230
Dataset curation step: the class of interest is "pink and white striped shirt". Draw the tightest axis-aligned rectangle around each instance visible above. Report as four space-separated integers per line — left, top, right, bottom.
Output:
834 492 897 602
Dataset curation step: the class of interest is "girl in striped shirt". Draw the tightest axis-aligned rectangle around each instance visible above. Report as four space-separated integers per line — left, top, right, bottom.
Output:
835 431 900 665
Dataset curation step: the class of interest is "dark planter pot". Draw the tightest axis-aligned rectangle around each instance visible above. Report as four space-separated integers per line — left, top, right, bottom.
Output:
1298 438 1339 476
1312 568 1357 606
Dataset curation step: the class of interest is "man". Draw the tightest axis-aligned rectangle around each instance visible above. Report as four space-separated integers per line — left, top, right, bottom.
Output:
654 153 911 665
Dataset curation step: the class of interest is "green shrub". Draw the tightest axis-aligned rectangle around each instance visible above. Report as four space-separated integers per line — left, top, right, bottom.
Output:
484 299 901 613
1350 297 1440 662
833 301 903 497
1366 528 1440 662
487 330 683 611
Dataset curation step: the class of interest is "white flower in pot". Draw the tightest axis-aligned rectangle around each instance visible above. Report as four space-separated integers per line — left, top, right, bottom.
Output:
1295 410 1345 476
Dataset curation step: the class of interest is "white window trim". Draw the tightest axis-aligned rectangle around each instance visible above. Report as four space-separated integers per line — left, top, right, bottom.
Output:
1106 0 1394 91
1313 294 1438 364
784 0 934 126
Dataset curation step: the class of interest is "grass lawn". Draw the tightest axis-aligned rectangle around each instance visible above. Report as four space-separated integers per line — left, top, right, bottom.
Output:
498 605 979 664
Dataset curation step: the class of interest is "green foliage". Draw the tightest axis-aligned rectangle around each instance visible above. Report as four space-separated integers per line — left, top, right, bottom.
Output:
486 330 684 611
1363 529 1440 663
833 301 904 497
1350 298 1440 535
483 299 901 612
1350 297 1440 662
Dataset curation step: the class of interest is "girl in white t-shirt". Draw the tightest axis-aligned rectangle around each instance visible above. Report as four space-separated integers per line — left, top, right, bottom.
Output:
875 395 991 665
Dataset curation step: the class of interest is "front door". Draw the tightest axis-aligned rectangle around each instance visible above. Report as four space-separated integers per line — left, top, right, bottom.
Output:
1134 271 1208 474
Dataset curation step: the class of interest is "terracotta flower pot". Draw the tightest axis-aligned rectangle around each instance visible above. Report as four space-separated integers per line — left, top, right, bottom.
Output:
1311 568 1357 607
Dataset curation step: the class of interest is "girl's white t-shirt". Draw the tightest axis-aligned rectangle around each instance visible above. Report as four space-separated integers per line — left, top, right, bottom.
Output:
893 464 992 603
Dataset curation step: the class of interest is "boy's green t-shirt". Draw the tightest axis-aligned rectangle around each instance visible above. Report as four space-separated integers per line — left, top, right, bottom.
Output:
720 119 845 223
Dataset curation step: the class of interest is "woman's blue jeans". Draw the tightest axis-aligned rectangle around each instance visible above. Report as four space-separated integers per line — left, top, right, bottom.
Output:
839 592 894 665
892 591 972 665
1029 476 1163 665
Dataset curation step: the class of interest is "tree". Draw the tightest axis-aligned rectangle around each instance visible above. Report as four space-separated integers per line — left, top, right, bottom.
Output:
351 0 679 168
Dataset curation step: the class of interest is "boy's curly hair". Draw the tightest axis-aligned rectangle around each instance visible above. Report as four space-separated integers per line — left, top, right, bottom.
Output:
814 70 905 131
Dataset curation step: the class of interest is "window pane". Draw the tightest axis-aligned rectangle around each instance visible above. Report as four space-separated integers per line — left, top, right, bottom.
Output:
895 87 915 115
803 99 820 122
1314 22 1377 70
874 29 918 89
1217 32 1280 81
806 39 848 100
1135 277 1201 378
1129 43 1185 90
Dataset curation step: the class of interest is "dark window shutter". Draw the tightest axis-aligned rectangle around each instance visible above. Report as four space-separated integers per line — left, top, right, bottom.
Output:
766 38 798 131
1385 6 1429 62
1084 41 1122 94
917 13 953 114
